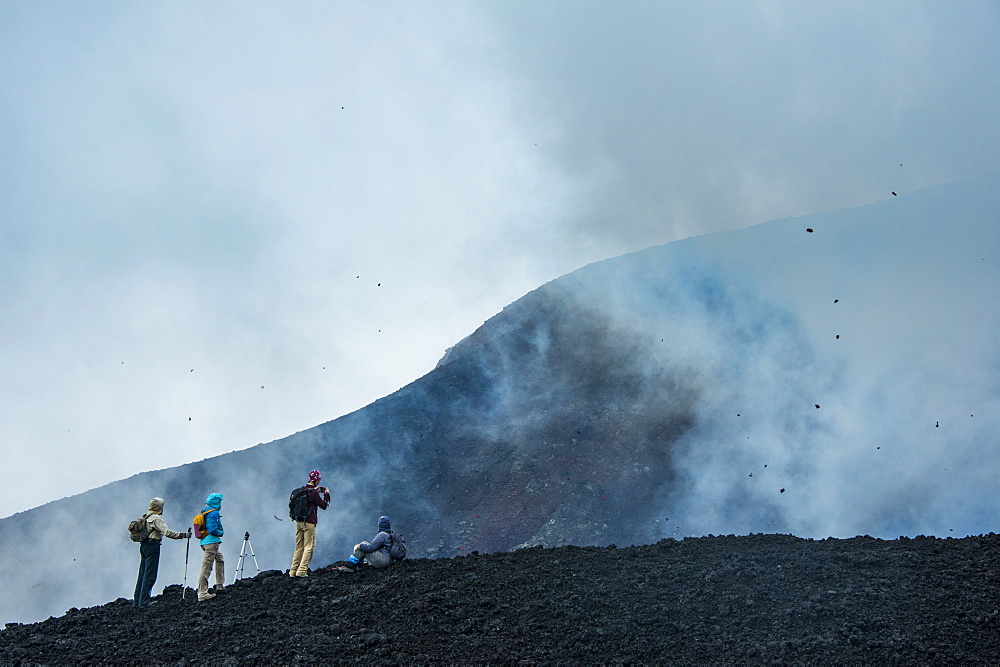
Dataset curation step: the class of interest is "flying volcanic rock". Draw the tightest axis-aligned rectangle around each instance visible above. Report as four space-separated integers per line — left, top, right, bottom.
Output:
0 175 996 626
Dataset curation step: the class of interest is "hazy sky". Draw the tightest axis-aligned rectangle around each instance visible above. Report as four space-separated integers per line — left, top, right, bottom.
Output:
1 1 997 519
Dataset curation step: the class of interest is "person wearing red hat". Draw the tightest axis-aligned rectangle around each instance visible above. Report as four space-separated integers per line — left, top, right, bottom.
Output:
289 470 330 577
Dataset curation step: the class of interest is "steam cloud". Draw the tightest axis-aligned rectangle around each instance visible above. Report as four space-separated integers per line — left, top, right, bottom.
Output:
0 176 996 628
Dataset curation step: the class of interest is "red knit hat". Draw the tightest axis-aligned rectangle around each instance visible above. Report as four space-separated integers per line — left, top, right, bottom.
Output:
308 470 322 482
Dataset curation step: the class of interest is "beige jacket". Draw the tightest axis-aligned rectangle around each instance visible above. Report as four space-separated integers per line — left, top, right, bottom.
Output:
144 497 186 540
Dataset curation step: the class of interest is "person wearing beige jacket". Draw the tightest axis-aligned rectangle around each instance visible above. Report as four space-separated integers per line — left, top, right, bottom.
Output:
133 497 189 608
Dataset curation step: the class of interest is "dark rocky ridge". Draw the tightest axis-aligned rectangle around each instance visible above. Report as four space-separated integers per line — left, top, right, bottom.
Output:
2 533 997 664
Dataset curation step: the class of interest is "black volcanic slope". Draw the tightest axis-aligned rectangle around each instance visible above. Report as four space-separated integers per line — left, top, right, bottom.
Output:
0 248 805 627
1 176 996 629
2 533 997 664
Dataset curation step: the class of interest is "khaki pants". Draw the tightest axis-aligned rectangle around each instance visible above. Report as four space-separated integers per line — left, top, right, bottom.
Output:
290 521 317 576
198 543 225 598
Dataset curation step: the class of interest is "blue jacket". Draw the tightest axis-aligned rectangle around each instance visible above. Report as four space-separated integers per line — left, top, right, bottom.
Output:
359 531 390 555
199 493 224 546
358 516 392 556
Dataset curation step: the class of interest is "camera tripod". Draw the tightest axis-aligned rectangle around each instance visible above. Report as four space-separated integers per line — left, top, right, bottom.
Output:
233 531 260 583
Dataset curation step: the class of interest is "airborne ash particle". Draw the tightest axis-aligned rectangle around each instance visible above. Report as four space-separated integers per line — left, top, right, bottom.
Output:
780 488 786 493
936 421 939 427
806 228 814 233
892 192 898 196
815 404 821 409
836 335 840 339
834 299 839 303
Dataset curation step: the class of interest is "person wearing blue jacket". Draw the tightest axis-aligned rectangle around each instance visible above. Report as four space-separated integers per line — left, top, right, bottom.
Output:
197 493 225 601
345 516 393 570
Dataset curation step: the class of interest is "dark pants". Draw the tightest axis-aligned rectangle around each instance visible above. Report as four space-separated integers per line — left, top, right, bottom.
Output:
133 539 161 607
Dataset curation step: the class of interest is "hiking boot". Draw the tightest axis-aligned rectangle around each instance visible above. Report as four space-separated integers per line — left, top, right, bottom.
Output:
212 585 227 594
198 592 216 602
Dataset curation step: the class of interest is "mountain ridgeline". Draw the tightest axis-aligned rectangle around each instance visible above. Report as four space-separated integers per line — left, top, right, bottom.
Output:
1 175 996 627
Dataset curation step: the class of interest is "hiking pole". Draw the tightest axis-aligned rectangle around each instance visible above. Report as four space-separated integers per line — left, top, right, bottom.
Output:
182 532 191 599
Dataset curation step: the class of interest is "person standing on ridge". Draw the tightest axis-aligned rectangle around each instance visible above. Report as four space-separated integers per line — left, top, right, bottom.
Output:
289 469 330 577
196 492 225 601
133 497 189 608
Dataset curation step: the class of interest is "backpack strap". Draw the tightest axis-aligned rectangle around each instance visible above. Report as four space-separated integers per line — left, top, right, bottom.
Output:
142 512 155 541
386 531 398 559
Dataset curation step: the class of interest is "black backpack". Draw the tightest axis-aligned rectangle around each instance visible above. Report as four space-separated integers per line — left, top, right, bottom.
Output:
288 487 310 522
128 513 151 542
387 530 407 561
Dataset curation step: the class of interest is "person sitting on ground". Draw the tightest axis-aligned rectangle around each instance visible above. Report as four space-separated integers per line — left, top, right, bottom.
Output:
344 515 395 570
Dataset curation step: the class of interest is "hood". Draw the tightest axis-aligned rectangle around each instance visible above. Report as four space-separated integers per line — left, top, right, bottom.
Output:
378 516 391 532
148 497 164 515
204 493 223 510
